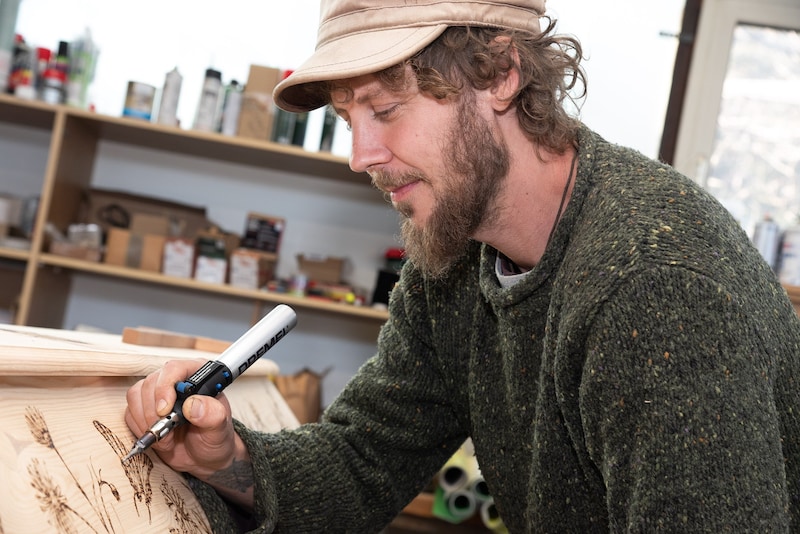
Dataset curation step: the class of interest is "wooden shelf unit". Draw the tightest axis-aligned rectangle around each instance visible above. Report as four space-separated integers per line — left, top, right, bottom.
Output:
0 93 389 328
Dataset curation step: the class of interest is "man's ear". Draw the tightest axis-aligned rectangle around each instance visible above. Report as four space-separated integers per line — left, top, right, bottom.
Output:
489 37 520 112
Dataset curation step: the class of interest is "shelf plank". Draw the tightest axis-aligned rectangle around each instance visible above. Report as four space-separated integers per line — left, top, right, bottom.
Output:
0 93 364 185
40 253 389 322
0 246 31 262
72 106 364 185
0 93 56 130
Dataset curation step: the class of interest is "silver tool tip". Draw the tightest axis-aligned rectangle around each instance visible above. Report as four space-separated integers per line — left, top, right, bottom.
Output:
122 446 141 463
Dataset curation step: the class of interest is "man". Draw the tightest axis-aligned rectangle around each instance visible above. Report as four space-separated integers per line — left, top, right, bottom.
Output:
126 0 800 532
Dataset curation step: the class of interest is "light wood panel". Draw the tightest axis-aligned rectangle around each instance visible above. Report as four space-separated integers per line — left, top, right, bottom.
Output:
0 325 297 533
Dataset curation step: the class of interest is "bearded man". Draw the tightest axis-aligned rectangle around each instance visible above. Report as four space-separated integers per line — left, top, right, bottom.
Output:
126 1 800 532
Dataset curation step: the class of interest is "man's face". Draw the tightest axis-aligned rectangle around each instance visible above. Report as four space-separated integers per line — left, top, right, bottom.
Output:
333 71 510 279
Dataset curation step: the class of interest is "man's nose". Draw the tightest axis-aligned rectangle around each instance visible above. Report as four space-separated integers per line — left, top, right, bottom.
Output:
349 122 391 174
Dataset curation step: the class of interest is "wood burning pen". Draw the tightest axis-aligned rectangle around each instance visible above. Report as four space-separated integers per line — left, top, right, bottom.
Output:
123 304 297 462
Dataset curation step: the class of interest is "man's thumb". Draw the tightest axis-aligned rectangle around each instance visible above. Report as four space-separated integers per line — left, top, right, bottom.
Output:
183 396 207 424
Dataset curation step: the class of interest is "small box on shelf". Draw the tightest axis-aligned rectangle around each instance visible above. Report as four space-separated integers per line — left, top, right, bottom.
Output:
163 238 195 278
230 248 277 289
104 228 166 272
241 212 285 254
193 228 239 285
46 222 103 262
49 241 102 262
194 255 227 284
297 254 345 284
236 65 282 141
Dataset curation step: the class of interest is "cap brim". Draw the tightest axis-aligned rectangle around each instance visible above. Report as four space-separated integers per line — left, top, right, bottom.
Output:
274 24 447 113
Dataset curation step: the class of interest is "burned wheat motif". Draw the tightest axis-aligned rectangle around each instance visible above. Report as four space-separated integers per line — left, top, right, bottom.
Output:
160 476 212 534
93 420 154 523
25 407 119 533
28 457 95 534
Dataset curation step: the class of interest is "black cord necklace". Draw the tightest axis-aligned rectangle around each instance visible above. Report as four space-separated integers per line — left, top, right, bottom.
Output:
498 147 580 276
546 148 579 245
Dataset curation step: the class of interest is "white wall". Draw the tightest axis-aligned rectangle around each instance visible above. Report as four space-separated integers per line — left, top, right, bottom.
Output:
14 0 685 158
9 0 686 405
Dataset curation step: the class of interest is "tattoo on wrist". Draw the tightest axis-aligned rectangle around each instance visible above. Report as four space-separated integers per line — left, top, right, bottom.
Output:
208 458 254 493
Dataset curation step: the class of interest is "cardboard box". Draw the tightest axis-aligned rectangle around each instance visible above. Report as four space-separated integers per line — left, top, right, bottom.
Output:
245 65 282 94
0 195 22 238
193 231 235 284
297 254 345 284
163 238 195 278
236 65 281 140
49 241 102 262
241 212 284 254
230 248 277 289
104 228 166 272
81 187 209 239
237 94 273 140
130 212 170 235
194 256 227 284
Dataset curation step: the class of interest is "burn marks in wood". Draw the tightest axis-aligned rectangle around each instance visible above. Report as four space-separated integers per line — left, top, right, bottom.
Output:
15 406 210 533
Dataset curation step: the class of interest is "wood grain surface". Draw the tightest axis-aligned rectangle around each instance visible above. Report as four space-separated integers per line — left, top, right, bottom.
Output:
0 325 297 533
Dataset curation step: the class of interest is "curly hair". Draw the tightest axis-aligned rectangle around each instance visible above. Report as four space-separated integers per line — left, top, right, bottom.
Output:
312 18 586 154
406 19 586 153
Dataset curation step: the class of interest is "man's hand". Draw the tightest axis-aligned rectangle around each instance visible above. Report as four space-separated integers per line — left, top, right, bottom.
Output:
125 358 255 510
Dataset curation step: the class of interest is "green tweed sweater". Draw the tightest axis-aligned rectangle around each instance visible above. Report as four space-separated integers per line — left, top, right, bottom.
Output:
190 125 800 533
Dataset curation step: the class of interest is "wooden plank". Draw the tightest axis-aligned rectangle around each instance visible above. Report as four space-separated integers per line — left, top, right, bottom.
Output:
0 325 279 376
194 335 232 354
403 491 435 518
122 326 197 349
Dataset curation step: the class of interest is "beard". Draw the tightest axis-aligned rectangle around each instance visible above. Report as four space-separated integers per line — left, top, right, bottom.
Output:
371 98 511 279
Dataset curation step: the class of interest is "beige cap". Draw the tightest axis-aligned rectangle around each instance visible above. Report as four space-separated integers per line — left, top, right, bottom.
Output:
273 0 546 112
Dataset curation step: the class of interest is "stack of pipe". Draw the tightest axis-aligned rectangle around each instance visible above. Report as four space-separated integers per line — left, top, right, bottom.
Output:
432 439 508 532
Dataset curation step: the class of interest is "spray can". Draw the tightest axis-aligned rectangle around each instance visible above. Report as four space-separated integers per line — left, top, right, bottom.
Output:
219 79 243 136
319 106 337 151
291 111 309 146
40 68 66 105
193 68 222 132
34 47 51 96
54 41 70 79
0 0 22 93
156 67 182 127
752 215 781 271
9 35 35 99
779 225 800 286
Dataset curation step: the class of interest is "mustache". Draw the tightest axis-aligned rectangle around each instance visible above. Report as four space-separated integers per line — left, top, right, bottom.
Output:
370 169 428 193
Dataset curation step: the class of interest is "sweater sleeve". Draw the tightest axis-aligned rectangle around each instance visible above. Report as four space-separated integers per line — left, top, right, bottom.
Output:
579 266 790 531
192 267 469 533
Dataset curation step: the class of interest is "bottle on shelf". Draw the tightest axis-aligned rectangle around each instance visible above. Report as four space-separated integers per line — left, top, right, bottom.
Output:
218 79 243 136
192 67 222 132
65 28 99 109
291 111 309 147
271 70 297 144
54 40 70 79
34 47 51 97
0 0 22 93
156 67 182 127
319 106 338 152
40 68 66 105
9 34 35 99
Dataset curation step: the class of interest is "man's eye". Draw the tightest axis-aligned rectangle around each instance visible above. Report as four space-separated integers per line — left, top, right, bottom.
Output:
373 105 399 120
